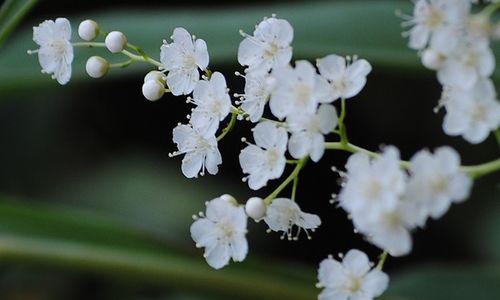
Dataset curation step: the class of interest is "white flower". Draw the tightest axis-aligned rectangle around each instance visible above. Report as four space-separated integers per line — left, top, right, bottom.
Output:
436 40 495 89
405 0 469 52
269 60 332 120
442 78 500 144
352 201 417 256
407 147 472 220
237 69 274 122
239 121 287 190
317 54 372 101
339 147 407 221
238 17 293 71
264 198 321 240
190 195 248 269
189 72 232 133
287 104 338 162
31 18 73 85
317 249 389 300
160 27 209 96
171 123 221 178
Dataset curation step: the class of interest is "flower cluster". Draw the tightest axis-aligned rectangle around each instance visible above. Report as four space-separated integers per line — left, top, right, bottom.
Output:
403 0 500 143
339 146 471 256
29 9 500 300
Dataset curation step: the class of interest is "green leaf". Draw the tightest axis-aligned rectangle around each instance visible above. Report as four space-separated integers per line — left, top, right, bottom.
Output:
386 264 500 300
5 0 497 92
0 0 38 47
0 199 317 300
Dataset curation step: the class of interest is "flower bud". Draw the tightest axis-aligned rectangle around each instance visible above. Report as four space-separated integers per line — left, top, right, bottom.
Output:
421 49 444 70
245 197 266 221
85 56 109 78
78 19 99 41
105 31 127 53
142 80 165 101
144 70 167 85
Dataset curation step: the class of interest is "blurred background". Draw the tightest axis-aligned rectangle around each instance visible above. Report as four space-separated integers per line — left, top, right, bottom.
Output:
0 0 499 299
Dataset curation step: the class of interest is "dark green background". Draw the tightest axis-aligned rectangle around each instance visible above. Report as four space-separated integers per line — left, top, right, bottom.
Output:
0 1 499 299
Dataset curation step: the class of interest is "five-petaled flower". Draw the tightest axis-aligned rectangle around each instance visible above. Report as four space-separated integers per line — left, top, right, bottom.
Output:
317 249 389 300
190 195 248 269
239 121 287 190
160 27 209 96
31 18 74 85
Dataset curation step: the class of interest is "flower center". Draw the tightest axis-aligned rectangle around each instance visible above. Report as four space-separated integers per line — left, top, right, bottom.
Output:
431 175 448 195
184 53 197 69
294 83 312 106
264 42 279 58
346 276 362 293
217 221 235 240
266 148 280 166
425 8 444 29
364 180 381 198
49 39 67 55
471 103 486 122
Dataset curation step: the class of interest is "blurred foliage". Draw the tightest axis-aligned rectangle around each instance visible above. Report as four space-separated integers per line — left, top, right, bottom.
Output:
0 0 37 47
0 0 499 299
2 0 500 93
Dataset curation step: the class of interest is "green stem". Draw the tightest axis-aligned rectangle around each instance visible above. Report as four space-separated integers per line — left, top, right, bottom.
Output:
264 158 307 205
462 158 500 179
291 175 299 202
72 42 163 68
0 233 315 300
216 111 238 141
110 59 133 68
338 98 348 145
324 142 500 178
377 251 388 270
481 1 500 18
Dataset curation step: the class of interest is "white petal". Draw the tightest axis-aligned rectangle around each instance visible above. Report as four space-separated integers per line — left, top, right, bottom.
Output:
310 133 325 162
317 54 346 81
342 249 370 277
253 121 287 151
318 258 345 288
361 269 389 298
181 152 203 178
248 170 270 190
190 218 217 247
55 17 71 40
288 132 310 160
195 38 209 70
239 144 265 174
318 288 349 300
205 149 222 175
205 242 231 269
172 27 194 51
230 236 248 262
409 25 430 50
317 104 338 134
297 211 321 229
237 37 264 67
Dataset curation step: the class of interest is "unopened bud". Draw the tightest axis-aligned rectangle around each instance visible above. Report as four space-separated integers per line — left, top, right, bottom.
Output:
144 70 167 85
78 19 99 41
142 80 165 101
245 197 266 221
105 31 127 53
85 56 109 78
